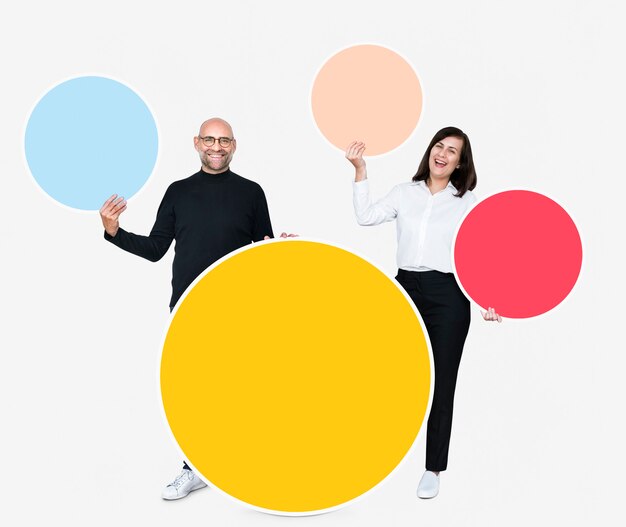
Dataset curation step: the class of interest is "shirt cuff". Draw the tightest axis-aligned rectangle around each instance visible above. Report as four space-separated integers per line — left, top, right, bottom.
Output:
352 179 370 194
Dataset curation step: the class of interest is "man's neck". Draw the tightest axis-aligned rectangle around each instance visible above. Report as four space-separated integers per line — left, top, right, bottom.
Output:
201 166 230 175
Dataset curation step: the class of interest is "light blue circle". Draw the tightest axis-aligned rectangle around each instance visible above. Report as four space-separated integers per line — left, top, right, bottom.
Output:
25 76 158 211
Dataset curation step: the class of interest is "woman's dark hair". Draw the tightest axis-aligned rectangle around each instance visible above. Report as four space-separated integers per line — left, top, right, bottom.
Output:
412 126 477 197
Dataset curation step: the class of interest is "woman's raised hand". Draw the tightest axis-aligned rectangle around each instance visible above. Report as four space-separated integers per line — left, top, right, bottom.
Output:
346 141 366 168
346 141 367 182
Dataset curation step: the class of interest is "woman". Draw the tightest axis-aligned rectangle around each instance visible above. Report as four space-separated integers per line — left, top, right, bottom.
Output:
346 127 501 499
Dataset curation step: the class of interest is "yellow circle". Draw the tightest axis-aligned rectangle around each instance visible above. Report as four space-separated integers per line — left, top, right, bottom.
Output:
160 240 430 514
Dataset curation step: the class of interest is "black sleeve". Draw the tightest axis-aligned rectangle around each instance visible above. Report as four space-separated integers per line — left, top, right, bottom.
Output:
104 187 175 262
251 185 274 241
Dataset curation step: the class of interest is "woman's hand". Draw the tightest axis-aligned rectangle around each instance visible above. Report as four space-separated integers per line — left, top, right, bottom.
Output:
346 141 368 182
346 141 366 168
481 307 502 323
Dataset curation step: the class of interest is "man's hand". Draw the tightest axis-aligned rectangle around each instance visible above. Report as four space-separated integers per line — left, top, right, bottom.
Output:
481 307 503 323
264 232 298 240
100 194 127 237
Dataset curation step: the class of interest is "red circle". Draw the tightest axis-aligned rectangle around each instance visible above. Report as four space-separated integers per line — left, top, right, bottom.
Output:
453 190 582 319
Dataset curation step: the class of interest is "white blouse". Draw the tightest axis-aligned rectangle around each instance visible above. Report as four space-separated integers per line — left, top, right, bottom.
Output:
353 179 477 273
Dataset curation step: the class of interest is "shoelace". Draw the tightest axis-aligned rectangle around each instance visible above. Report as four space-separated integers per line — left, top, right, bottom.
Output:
170 470 191 489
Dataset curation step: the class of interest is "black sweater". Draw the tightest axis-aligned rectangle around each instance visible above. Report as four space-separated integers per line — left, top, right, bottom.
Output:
105 168 274 307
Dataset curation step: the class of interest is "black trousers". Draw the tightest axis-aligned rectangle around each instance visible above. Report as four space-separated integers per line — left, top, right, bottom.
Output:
170 305 193 472
396 269 470 472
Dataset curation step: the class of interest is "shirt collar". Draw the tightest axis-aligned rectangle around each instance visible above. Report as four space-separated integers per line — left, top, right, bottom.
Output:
414 179 457 194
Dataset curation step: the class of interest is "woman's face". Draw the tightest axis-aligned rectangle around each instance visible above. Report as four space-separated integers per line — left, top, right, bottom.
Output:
428 136 464 182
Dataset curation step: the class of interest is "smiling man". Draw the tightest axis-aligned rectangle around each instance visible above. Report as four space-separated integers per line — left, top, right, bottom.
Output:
195 117 238 173
99 117 281 500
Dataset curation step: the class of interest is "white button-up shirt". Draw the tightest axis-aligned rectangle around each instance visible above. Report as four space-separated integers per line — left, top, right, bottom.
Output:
353 179 477 273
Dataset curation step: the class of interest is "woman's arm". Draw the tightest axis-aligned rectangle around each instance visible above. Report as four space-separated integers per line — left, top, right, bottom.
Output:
346 141 399 226
346 141 367 182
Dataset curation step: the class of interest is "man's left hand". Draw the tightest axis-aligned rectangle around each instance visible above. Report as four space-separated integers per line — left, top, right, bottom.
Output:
264 232 298 240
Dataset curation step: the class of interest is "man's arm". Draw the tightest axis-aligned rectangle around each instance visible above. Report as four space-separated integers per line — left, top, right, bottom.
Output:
100 190 175 262
251 185 274 241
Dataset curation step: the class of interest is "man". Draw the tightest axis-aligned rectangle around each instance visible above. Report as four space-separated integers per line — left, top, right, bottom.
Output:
100 117 289 500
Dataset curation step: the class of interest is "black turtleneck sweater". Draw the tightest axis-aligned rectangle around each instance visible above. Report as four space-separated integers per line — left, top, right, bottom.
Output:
104 168 274 308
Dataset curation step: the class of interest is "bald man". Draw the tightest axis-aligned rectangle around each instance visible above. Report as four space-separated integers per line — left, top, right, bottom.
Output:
100 118 285 500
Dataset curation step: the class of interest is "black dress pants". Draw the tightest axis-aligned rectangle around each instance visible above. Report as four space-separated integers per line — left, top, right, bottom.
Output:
396 269 470 472
170 305 193 472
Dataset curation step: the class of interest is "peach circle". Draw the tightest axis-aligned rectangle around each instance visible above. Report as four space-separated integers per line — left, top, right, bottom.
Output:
311 45 423 156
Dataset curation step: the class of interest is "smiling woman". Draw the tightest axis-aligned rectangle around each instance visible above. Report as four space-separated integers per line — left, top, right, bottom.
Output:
412 127 477 198
345 126 500 500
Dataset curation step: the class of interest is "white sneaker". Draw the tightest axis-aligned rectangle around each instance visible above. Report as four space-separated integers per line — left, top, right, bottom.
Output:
417 471 439 499
162 469 207 500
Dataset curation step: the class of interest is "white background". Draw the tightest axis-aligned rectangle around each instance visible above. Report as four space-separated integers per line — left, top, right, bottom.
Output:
1 1 624 525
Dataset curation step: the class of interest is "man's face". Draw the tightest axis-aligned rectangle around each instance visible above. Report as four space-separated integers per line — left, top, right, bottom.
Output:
194 120 237 174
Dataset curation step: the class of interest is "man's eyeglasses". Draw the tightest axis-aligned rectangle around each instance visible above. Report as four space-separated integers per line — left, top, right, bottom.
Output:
199 136 234 148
